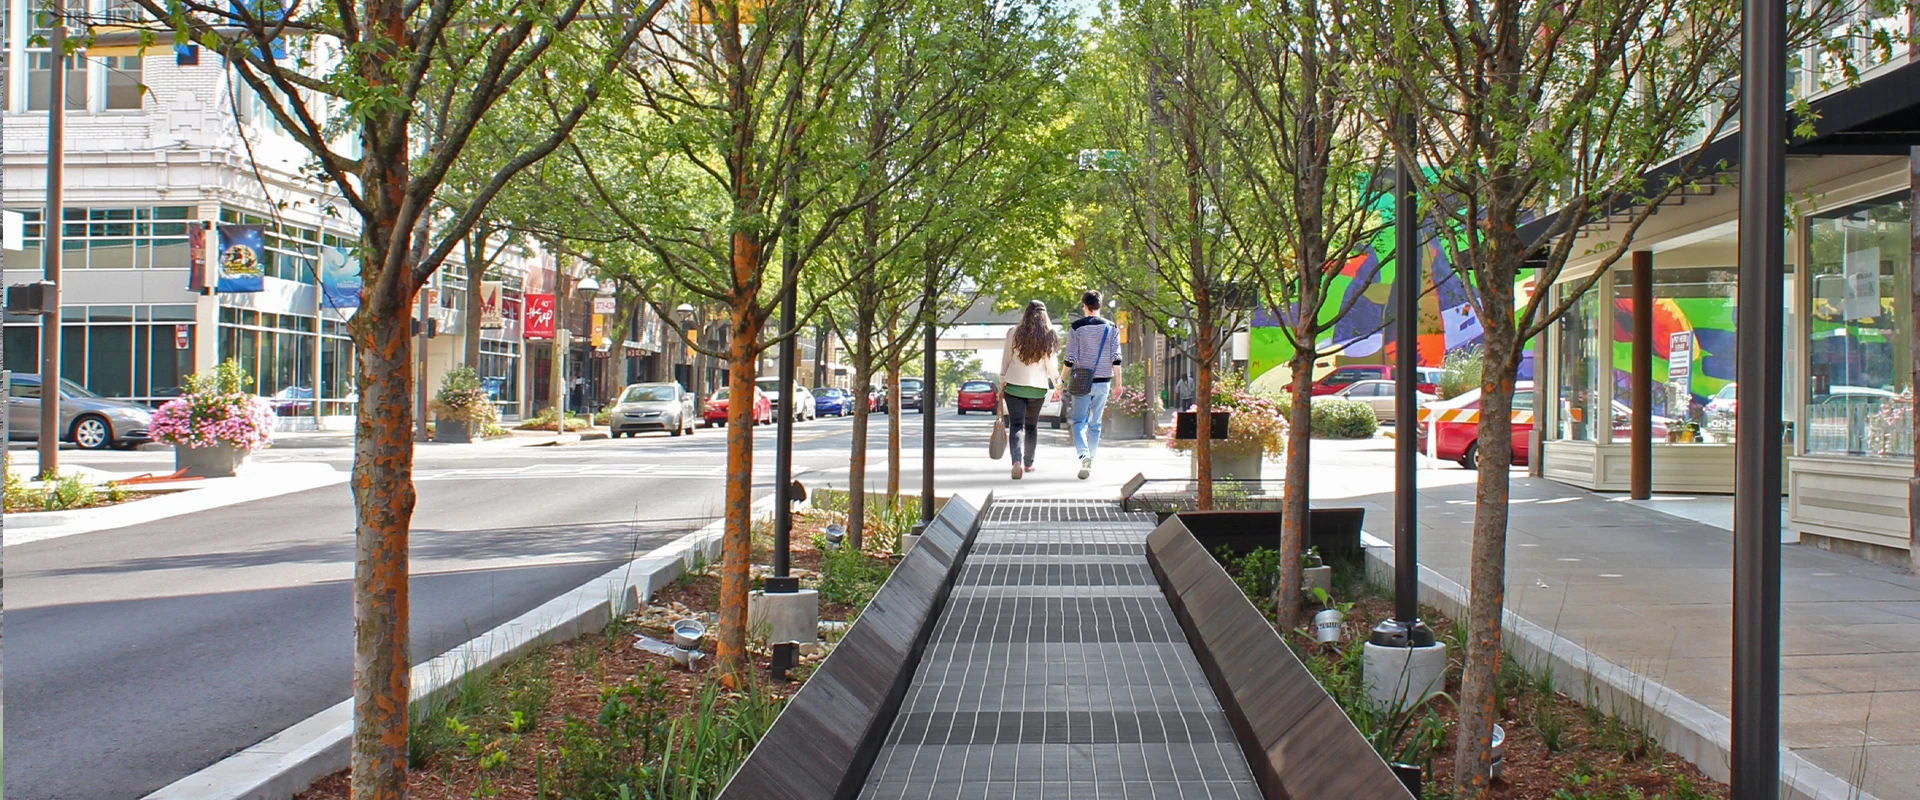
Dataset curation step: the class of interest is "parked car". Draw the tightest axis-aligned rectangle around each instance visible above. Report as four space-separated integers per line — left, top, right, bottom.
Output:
1703 383 1737 441
1039 391 1067 429
6 373 155 450
1311 365 1393 396
1414 367 1444 395
956 380 998 414
702 386 773 427
610 382 696 438
813 387 853 417
1317 379 1433 423
1414 382 1670 468
756 379 816 422
899 377 924 412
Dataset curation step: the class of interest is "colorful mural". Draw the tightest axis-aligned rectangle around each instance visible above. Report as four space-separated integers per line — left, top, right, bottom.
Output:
1245 222 1535 393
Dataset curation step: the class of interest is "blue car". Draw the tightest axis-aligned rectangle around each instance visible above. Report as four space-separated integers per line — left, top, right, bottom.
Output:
813 387 852 417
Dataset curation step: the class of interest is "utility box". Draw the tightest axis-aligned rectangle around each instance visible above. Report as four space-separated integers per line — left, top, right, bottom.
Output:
5 281 56 315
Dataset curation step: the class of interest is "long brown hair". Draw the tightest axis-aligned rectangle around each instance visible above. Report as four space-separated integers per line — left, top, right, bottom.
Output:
1011 300 1059 364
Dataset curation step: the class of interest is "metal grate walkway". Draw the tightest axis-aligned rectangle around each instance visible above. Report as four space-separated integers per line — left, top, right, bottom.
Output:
859 501 1261 800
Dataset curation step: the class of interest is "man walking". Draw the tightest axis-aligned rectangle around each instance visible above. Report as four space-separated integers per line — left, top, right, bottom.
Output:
1174 372 1195 412
1063 290 1122 480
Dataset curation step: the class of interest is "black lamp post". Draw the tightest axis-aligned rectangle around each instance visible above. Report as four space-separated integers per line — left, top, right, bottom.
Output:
1372 111 1434 650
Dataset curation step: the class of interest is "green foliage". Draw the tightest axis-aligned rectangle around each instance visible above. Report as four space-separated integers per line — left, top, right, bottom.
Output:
433 367 499 425
2 455 131 513
1310 398 1378 439
1217 547 1281 615
517 407 591 432
814 534 893 612
1438 347 1483 400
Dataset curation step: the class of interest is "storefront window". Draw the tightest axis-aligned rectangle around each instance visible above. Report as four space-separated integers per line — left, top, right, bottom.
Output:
1557 288 1601 441
1612 266 1739 439
1 304 197 402
1805 195 1913 458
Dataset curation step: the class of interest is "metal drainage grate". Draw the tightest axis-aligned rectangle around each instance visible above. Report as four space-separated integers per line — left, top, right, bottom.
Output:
957 562 1154 587
885 710 1236 746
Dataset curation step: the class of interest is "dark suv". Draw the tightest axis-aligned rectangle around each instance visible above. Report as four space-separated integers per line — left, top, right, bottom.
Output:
899 378 924 412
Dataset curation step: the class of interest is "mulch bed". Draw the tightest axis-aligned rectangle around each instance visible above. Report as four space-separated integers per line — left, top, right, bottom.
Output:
1286 590 1728 799
297 508 893 800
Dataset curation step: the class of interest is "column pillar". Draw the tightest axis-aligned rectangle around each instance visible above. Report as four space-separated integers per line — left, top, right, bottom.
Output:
1631 250 1653 499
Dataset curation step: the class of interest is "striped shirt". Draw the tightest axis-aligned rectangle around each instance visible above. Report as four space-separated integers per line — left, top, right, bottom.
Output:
1062 316 1121 381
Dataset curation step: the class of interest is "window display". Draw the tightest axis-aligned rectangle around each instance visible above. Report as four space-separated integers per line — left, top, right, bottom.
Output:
1805 194 1912 458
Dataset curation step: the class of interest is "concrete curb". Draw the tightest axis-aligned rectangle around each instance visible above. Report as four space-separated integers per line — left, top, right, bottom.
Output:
1360 532 1876 800
143 495 773 800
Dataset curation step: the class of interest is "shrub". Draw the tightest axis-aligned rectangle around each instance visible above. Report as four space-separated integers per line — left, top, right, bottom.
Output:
148 360 275 451
431 367 499 426
1311 398 1378 439
1167 375 1288 460
814 533 892 611
516 407 592 432
1107 385 1162 417
1439 345 1483 400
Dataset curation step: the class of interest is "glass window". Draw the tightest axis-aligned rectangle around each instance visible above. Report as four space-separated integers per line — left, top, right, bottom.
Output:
1557 289 1601 441
10 377 40 399
88 325 133 397
104 55 144 110
1805 194 1913 458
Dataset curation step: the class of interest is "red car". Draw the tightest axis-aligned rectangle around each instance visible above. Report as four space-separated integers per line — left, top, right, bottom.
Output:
956 380 998 414
1414 381 1669 468
701 386 773 427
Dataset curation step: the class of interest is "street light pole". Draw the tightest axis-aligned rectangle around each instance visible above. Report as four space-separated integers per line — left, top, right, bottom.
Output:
40 18 66 479
772 263 798 584
1381 109 1431 644
1732 0 1786 793
919 260 936 527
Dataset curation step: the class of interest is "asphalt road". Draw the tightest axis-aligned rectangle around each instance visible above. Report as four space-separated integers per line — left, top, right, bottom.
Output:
2 414 878 800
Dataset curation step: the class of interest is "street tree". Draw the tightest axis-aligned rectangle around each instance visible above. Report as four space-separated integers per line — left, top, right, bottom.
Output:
1210 0 1391 627
1355 0 1840 788
122 0 658 794
1076 0 1254 509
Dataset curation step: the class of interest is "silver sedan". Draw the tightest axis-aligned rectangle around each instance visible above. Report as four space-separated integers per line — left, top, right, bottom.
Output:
1319 379 1434 424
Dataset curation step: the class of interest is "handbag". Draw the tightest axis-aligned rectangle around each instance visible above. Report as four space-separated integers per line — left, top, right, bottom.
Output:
988 403 1008 460
1066 322 1112 397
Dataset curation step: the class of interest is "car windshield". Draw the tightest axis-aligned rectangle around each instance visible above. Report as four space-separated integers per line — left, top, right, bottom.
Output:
60 378 100 398
756 380 782 394
816 388 840 397
901 379 923 390
962 381 992 392
1713 384 1737 401
712 388 730 400
622 386 676 403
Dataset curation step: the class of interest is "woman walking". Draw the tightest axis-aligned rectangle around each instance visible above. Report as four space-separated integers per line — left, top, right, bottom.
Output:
998 300 1062 480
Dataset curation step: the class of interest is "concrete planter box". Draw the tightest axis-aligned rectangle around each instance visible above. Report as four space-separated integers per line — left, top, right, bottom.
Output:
174 443 249 478
433 418 473 444
1104 413 1152 440
1191 444 1264 481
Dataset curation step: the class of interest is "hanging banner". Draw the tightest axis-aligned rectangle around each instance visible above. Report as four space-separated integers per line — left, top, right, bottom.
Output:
590 313 608 349
187 224 208 292
215 225 266 293
479 281 506 329
523 294 555 339
1842 247 1882 321
318 245 361 309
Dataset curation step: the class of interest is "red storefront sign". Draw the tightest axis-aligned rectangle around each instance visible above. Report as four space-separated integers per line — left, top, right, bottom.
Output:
523 294 556 339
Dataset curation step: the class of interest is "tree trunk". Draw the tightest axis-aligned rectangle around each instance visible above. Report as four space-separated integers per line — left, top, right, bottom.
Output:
1276 347 1315 627
348 268 417 800
716 300 763 681
847 306 876 550
887 353 903 502
1195 349 1214 510
1453 335 1520 798
463 230 484 370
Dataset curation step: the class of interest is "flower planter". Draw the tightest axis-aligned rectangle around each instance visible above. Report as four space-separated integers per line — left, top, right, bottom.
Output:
433 418 472 444
1191 443 1264 481
1105 413 1150 440
174 443 249 478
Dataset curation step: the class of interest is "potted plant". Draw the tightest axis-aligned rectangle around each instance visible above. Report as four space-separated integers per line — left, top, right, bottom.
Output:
1666 420 1700 443
1105 386 1162 439
431 367 496 443
148 360 275 478
1167 380 1288 480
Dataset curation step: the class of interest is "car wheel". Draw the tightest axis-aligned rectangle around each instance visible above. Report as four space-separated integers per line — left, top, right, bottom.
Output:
71 415 112 450
1459 441 1479 470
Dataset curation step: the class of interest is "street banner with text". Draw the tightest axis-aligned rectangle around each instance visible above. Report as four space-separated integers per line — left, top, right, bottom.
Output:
480 281 506 329
319 246 361 309
523 294 555 339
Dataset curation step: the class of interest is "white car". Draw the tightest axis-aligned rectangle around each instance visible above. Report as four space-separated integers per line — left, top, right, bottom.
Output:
1316 379 1433 423
756 379 816 422
1040 392 1067 429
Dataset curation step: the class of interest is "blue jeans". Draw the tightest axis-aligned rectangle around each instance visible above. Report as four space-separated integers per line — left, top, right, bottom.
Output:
1071 382 1112 462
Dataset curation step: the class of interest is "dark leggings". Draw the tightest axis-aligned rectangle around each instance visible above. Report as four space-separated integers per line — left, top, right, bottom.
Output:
1005 394 1041 467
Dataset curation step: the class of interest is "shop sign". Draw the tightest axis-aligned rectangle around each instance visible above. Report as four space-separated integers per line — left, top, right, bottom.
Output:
593 296 617 315
1843 247 1882 321
1668 331 1692 398
523 294 555 339
174 324 190 350
215 225 267 293
479 281 506 329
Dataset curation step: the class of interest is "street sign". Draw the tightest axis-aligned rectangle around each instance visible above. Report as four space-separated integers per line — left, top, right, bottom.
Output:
1667 331 1692 382
3 210 22 251
174 324 190 350
593 296 617 315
